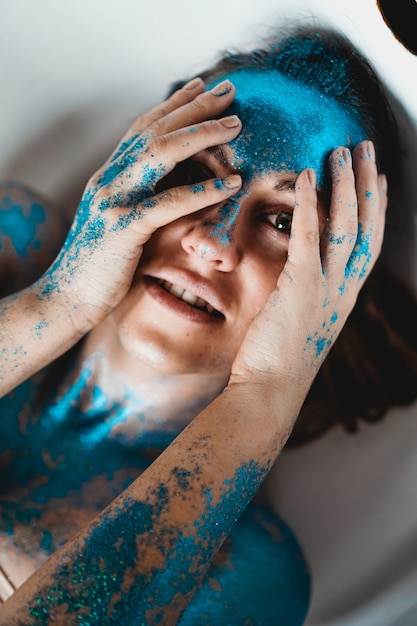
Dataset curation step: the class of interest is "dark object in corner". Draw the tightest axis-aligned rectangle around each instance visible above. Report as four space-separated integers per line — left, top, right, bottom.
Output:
377 0 417 55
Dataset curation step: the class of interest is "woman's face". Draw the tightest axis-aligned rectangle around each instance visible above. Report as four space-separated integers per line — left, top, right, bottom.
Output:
110 70 366 381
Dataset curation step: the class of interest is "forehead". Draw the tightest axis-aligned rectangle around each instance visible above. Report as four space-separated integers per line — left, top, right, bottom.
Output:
209 69 366 186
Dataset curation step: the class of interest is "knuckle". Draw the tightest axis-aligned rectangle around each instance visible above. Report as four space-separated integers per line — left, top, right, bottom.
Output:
186 93 212 118
159 186 181 207
167 88 194 107
93 188 108 207
151 133 171 153
305 229 321 246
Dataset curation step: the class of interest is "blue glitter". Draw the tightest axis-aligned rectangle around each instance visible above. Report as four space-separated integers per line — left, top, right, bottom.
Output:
213 179 227 191
98 136 150 185
40 529 53 552
329 234 345 245
179 504 310 626
0 363 175 540
345 223 372 279
16 457 306 624
0 200 45 257
306 332 332 358
208 70 366 186
190 184 205 194
202 191 248 246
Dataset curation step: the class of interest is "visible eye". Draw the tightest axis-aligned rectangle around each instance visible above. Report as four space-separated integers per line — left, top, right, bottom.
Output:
264 210 293 234
155 159 214 192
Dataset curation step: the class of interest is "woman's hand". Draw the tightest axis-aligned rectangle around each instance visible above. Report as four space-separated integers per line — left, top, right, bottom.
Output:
0 79 243 396
43 78 242 331
230 141 388 401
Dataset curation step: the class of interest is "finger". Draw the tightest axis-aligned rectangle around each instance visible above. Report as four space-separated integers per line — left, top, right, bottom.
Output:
109 78 206 162
128 175 242 238
112 115 242 191
322 147 358 273
287 169 321 270
345 141 386 280
148 80 237 137
147 115 241 171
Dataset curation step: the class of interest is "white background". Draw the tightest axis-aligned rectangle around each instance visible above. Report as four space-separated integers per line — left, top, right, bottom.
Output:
1 2 417 625
1 0 416 207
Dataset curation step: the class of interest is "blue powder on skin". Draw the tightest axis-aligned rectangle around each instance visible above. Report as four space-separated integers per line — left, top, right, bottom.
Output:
99 136 150 185
190 184 205 194
213 179 227 191
307 334 331 358
306 305 340 358
206 195 242 245
209 70 366 187
18 458 309 624
179 504 310 626
329 233 346 245
345 223 373 279
0 364 176 543
40 529 53 552
0 200 46 257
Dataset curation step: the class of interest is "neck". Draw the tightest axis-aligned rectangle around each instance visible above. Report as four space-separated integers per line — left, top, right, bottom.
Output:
65 320 228 443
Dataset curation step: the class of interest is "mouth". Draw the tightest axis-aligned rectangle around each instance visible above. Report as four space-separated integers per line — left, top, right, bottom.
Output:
145 276 225 320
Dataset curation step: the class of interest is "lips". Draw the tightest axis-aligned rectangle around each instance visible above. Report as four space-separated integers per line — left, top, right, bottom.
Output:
144 273 226 322
154 278 218 314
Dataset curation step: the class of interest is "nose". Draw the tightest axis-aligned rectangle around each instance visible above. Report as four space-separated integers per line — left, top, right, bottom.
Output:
180 198 243 272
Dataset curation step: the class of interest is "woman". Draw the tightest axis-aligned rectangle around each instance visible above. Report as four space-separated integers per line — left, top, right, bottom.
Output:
0 25 416 625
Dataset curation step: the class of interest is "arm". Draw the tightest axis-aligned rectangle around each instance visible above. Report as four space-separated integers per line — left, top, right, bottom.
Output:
0 78 243 397
0 142 387 625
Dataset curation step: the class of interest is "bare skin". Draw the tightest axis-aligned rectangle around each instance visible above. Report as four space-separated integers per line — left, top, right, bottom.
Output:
0 76 387 624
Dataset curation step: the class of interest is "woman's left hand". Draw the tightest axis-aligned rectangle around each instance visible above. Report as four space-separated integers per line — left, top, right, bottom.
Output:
229 141 387 402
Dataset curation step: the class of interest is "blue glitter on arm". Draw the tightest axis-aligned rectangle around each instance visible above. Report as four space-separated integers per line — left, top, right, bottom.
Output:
13 459 270 624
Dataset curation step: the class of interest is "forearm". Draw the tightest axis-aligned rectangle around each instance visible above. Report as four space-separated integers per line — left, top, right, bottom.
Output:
0 381 301 625
0 276 86 397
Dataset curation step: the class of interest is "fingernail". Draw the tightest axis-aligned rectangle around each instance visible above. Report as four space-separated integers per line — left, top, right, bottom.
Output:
381 174 388 194
222 174 242 189
219 115 240 128
182 77 204 91
367 140 375 162
211 80 233 97
306 168 316 187
342 148 352 165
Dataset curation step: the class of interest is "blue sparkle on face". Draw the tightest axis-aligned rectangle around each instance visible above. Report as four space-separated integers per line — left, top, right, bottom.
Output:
208 70 366 186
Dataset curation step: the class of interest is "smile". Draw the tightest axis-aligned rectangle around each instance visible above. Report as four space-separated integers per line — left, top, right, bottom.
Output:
146 276 224 320
156 279 220 315
156 279 217 313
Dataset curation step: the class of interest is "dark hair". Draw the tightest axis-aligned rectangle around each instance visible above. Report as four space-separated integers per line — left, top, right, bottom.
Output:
173 24 417 446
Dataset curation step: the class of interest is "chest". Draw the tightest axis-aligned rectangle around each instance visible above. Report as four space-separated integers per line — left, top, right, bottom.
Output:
0 379 173 592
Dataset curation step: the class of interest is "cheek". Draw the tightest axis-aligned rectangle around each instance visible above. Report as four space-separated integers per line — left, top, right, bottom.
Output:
239 257 284 324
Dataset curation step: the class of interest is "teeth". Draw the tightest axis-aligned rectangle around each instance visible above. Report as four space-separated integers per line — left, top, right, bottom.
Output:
169 284 185 298
159 279 216 314
181 290 199 306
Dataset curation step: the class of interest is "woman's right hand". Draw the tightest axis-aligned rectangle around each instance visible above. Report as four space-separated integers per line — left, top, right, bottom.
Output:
43 78 242 331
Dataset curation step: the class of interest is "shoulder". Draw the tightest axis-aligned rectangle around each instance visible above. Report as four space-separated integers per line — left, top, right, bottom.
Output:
0 181 69 296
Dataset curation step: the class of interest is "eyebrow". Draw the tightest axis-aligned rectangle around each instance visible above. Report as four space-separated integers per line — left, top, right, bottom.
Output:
206 145 229 165
274 179 296 191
